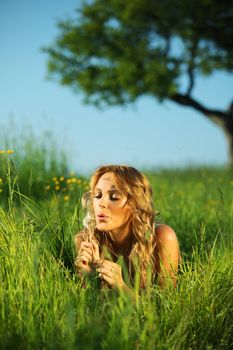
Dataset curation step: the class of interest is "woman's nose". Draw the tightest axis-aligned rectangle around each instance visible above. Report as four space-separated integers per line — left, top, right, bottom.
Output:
99 195 107 208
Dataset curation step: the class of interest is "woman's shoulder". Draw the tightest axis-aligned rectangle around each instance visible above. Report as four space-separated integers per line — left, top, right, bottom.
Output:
155 223 178 244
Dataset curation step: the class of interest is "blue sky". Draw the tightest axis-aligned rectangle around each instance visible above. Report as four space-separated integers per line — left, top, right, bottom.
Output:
1 0 233 175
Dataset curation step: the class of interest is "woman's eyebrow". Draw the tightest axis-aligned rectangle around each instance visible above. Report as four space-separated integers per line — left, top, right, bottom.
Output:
95 187 119 192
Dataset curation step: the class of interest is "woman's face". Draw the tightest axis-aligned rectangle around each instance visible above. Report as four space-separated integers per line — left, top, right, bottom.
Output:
92 172 132 235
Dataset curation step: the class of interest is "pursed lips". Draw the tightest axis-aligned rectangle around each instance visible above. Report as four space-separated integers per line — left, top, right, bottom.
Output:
97 213 109 220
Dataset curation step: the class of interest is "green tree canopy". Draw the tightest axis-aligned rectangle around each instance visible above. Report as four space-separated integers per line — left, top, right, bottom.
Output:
44 0 233 163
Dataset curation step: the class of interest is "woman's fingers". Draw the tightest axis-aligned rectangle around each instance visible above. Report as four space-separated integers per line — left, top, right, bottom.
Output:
98 273 113 287
97 265 118 288
91 239 100 260
94 259 113 269
96 261 123 289
80 240 99 261
80 242 93 258
97 267 112 277
75 255 92 273
80 250 92 262
80 241 92 247
80 242 93 252
76 243 93 271
75 254 88 266
75 240 100 276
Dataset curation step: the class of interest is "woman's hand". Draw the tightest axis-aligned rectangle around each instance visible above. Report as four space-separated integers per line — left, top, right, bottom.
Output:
94 259 125 289
75 239 100 274
75 241 93 274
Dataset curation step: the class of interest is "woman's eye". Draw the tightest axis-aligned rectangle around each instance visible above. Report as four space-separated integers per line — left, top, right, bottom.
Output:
93 193 120 200
110 195 120 201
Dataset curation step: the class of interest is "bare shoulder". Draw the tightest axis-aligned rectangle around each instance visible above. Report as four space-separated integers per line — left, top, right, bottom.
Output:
155 224 178 244
154 224 180 287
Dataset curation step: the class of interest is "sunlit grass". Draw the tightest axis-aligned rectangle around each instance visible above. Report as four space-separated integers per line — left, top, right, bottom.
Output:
0 131 232 349
0 200 232 349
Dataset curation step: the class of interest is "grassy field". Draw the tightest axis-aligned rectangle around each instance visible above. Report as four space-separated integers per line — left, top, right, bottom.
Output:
0 138 232 350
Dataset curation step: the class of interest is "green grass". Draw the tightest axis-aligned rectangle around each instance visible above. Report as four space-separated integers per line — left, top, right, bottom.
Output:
0 134 232 349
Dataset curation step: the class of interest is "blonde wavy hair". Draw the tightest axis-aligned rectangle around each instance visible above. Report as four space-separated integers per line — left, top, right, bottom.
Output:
81 165 158 289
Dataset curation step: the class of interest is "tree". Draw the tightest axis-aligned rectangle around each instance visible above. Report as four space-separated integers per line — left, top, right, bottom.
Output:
44 0 233 164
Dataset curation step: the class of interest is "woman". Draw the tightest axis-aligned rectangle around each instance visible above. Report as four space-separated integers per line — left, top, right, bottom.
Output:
74 165 180 296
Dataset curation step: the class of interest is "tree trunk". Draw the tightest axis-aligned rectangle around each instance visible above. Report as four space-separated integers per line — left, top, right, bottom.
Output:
171 93 233 166
222 118 233 167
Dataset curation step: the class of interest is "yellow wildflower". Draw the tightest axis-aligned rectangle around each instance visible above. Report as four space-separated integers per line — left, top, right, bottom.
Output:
6 149 14 154
64 195 70 201
0 178 3 184
76 179 81 184
0 189 3 193
71 177 76 183
0 150 6 155
66 179 72 184
55 186 60 191
45 185 51 191
55 180 60 185
60 176 64 181
52 177 57 182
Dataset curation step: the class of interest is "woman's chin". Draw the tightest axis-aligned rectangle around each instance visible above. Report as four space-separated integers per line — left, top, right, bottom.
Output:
97 222 110 231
